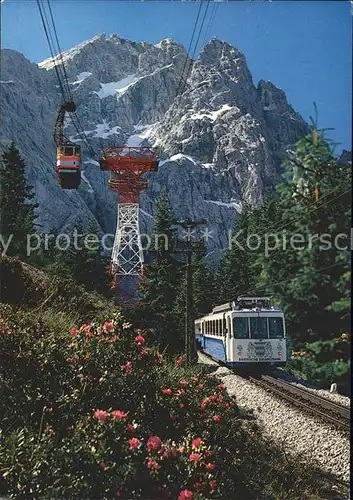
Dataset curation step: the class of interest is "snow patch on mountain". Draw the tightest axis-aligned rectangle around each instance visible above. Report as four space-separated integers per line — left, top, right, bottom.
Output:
71 72 92 85
189 104 233 121
204 199 242 212
94 74 139 99
126 124 155 147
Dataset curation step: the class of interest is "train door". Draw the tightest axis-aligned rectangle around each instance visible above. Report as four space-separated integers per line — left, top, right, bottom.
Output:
225 313 232 361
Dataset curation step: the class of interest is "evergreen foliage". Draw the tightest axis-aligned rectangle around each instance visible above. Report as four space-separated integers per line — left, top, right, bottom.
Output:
0 142 38 257
132 192 183 352
46 220 110 295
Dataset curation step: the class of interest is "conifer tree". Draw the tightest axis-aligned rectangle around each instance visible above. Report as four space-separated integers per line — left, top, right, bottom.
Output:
137 191 183 351
0 142 38 257
255 120 351 344
217 205 258 303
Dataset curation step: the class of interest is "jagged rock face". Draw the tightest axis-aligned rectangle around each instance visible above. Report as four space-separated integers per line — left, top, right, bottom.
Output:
0 34 310 262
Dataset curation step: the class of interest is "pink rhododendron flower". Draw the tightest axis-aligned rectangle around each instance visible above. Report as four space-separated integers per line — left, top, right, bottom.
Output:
205 450 213 458
189 452 201 462
218 383 225 391
179 380 188 387
213 415 221 423
178 490 193 500
225 402 231 408
207 463 216 472
128 437 141 450
103 321 115 332
176 358 185 366
140 347 149 356
81 323 91 332
146 435 162 452
94 410 108 422
191 437 203 449
112 410 128 421
66 355 80 364
180 403 185 409
209 480 217 490
146 457 159 472
135 335 145 345
70 327 78 336
126 424 135 433
161 388 173 395
109 335 119 343
121 361 133 374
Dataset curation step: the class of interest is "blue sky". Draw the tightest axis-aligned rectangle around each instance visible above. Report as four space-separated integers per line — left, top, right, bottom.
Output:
2 0 351 152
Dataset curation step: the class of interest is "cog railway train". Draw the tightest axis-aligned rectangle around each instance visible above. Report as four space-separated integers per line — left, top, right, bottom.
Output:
195 297 288 368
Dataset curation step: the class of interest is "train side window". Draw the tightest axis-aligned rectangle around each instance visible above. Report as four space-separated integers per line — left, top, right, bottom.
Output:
233 317 249 339
268 317 284 338
219 319 222 335
250 317 268 339
65 146 74 156
223 318 227 335
75 146 81 156
215 320 218 336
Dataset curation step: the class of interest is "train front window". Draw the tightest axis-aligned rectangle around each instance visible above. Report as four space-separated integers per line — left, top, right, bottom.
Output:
268 317 284 338
233 317 249 339
250 317 268 339
64 146 74 156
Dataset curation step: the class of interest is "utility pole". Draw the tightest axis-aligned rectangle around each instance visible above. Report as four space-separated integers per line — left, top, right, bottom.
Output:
175 218 207 363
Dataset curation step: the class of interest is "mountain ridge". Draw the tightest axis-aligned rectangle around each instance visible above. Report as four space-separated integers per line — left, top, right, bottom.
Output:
1 34 310 262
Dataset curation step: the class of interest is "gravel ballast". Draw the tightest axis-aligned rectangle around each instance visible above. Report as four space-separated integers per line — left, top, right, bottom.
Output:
198 352 350 483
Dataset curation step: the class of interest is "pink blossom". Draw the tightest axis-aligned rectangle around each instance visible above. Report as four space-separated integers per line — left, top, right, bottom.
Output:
180 403 185 408
179 380 188 387
207 463 216 472
112 410 128 421
191 437 203 449
161 388 172 395
178 490 193 500
147 457 159 472
126 424 135 433
128 437 141 450
94 410 108 422
176 358 185 366
189 452 201 462
103 321 115 332
70 327 78 336
81 323 91 332
213 415 221 423
218 383 225 391
146 435 162 452
209 480 217 491
121 361 133 374
109 335 119 343
135 335 145 345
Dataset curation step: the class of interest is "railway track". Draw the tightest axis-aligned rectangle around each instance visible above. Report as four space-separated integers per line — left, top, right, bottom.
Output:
198 350 350 432
249 374 350 433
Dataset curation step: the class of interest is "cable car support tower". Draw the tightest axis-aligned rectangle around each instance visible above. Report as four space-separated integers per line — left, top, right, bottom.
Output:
100 147 158 305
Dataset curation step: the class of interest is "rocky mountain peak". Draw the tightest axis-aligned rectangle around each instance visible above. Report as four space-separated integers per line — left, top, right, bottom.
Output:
1 35 310 263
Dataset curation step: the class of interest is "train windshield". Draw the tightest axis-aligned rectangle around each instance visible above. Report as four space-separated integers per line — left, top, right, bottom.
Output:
250 317 268 339
233 317 249 338
268 317 284 338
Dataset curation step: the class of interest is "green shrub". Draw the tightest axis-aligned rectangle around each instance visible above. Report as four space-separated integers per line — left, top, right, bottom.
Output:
0 310 344 499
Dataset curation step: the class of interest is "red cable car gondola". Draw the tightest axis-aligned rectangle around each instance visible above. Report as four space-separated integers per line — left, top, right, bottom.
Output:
54 101 81 189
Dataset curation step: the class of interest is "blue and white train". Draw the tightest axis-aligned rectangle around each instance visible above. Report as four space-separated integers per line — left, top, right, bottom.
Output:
195 297 288 368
